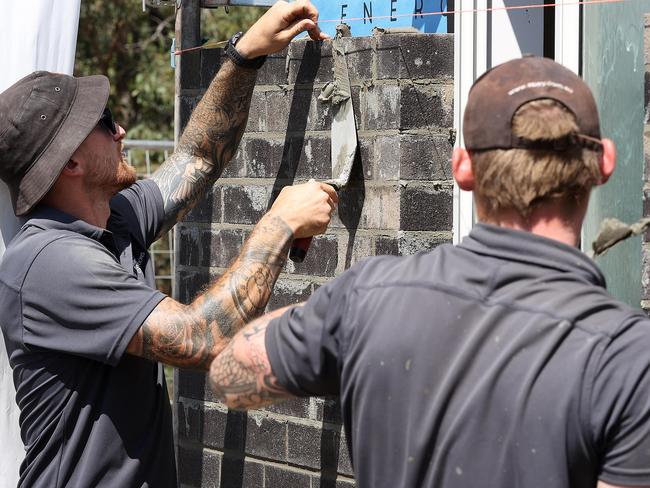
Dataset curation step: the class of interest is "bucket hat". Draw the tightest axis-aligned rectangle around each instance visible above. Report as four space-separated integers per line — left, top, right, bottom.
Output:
0 71 109 215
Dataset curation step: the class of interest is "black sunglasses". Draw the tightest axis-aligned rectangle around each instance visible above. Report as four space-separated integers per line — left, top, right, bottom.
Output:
98 107 117 135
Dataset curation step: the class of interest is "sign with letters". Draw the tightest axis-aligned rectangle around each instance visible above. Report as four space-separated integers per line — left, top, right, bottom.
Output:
312 0 450 38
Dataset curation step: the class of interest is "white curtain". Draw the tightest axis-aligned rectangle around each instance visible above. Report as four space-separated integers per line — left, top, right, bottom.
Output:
0 1 81 485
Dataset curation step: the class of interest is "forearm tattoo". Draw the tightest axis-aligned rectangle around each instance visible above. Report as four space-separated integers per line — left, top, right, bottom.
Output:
151 60 257 236
209 309 293 409
140 215 292 370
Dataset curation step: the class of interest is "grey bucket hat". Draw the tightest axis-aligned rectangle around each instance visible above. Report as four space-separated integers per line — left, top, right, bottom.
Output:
0 71 109 216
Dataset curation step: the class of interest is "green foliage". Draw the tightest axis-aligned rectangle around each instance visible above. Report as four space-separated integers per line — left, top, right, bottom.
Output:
75 1 266 141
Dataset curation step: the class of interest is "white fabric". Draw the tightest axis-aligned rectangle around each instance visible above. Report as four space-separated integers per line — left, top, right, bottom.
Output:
0 1 81 485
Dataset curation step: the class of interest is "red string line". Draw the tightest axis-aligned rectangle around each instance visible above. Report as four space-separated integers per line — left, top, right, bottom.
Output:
174 0 625 56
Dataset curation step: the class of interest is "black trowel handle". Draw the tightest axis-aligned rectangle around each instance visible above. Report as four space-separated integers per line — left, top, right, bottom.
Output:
290 237 312 263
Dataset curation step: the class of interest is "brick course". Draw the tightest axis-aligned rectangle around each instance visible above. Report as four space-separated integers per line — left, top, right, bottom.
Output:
176 29 454 486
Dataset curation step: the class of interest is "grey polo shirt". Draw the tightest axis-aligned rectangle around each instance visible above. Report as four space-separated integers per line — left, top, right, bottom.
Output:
267 223 650 488
0 180 174 487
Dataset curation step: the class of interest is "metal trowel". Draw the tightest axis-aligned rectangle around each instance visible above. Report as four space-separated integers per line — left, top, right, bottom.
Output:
290 27 358 263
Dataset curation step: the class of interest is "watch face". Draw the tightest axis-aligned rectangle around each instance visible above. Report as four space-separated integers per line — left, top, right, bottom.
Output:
231 31 243 46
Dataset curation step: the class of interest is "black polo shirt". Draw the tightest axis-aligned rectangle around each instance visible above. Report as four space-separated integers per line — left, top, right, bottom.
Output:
267 223 650 488
0 180 174 487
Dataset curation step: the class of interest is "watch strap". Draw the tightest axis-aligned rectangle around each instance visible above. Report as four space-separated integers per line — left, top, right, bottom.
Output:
225 32 267 70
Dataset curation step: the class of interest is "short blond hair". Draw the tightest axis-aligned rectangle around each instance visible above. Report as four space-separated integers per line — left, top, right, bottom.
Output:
470 99 601 219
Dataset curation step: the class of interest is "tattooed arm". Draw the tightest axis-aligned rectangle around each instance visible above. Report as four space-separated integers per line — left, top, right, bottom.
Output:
151 60 256 237
209 306 296 409
127 180 338 369
150 0 328 238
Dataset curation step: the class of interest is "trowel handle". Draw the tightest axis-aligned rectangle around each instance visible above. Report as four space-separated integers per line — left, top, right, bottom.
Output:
289 236 313 263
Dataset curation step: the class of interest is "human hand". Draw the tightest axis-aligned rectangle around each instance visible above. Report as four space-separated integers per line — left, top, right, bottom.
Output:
235 0 329 60
268 180 338 238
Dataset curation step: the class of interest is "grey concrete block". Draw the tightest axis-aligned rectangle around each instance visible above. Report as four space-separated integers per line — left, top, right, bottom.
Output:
220 457 264 488
267 279 314 310
374 135 401 180
222 142 247 178
199 228 245 268
264 465 312 488
178 226 201 267
375 235 400 256
288 39 333 85
262 397 311 419
399 133 452 181
257 48 289 85
398 231 451 255
376 33 453 81
184 186 221 223
222 185 270 225
245 413 288 461
338 36 373 85
362 83 401 130
177 399 204 443
400 183 453 231
399 82 453 130
244 91 269 134
287 421 343 471
357 185 400 230
244 136 287 178
358 136 376 180
177 445 220 488
285 234 339 277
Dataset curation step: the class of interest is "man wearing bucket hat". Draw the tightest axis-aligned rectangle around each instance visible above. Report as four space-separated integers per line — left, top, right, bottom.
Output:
0 1 336 486
209 56 650 488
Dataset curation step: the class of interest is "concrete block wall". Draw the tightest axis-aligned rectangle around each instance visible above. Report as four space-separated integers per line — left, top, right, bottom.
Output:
175 31 454 487
641 14 650 314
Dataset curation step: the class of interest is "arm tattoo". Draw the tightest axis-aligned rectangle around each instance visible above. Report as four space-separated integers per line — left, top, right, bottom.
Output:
209 308 294 409
151 60 257 237
138 214 292 370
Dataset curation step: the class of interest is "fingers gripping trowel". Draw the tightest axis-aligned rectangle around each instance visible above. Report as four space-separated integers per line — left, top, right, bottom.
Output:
290 26 359 263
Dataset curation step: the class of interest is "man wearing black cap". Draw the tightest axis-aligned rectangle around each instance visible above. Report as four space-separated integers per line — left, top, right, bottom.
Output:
0 1 336 487
209 56 650 488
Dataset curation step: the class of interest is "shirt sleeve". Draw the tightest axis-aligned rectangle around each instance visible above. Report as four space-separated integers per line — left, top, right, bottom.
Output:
20 235 166 366
110 179 165 249
591 317 650 485
265 261 367 397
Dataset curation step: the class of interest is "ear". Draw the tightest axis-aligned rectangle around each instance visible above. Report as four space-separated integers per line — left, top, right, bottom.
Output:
597 138 616 185
452 147 475 191
60 159 83 177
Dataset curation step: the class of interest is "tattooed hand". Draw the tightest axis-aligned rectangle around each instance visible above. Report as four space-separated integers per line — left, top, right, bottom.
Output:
209 306 296 410
236 0 329 60
268 180 338 238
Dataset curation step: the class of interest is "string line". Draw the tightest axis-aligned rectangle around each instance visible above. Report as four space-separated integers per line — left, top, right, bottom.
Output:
174 0 625 55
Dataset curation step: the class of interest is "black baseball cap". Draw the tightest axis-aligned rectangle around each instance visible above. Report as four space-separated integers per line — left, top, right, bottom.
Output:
0 71 109 216
463 56 602 151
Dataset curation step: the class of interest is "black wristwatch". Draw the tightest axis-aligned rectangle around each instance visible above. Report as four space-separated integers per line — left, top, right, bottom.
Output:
225 32 267 70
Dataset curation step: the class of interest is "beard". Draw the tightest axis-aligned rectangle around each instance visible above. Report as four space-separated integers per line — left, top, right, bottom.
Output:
114 153 138 192
87 150 137 196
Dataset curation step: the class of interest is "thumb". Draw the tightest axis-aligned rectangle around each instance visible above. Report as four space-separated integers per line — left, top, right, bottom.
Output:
285 18 316 39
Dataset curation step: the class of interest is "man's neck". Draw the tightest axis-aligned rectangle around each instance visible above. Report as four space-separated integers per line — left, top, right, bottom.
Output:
41 190 112 228
479 201 586 248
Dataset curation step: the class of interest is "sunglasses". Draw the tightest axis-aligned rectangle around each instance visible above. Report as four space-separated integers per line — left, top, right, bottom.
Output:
98 107 117 135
